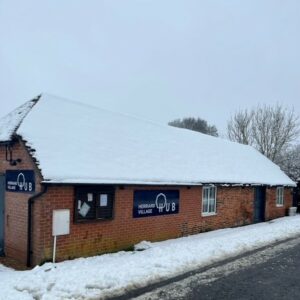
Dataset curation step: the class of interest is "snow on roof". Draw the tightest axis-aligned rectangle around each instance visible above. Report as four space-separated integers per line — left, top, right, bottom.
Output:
0 94 295 186
0 98 38 142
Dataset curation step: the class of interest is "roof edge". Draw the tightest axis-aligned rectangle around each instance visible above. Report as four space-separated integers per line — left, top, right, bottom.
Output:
0 94 41 143
41 180 296 187
12 95 41 138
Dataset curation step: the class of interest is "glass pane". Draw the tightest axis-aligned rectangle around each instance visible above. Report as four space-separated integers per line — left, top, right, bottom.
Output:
209 187 216 213
277 187 284 205
203 186 216 213
209 198 215 213
203 188 208 213
77 192 96 220
203 198 208 213
97 193 113 219
210 187 215 201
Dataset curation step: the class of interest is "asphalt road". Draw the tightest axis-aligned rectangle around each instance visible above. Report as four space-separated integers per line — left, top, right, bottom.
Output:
116 236 300 300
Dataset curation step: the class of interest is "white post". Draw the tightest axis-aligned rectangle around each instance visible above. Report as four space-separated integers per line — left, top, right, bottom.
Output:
53 235 57 263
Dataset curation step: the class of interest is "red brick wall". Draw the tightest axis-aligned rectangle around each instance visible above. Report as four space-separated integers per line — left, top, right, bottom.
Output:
266 187 292 220
0 141 42 264
34 185 293 265
0 141 295 266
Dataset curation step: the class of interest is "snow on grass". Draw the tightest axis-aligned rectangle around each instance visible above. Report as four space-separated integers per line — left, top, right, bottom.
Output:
1 216 300 299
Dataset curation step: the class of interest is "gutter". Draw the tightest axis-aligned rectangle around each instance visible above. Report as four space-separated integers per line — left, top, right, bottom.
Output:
41 181 297 188
27 185 48 267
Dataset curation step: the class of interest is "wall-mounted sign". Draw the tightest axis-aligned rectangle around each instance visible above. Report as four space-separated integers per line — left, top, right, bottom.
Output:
52 209 70 236
6 170 35 193
52 209 70 263
133 190 179 218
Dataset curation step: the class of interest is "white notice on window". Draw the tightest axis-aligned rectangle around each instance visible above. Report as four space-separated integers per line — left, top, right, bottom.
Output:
79 202 90 217
100 194 108 206
87 193 93 202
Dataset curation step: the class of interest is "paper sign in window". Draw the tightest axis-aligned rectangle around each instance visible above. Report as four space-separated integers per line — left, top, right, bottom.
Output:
87 193 93 202
100 194 108 206
79 202 90 217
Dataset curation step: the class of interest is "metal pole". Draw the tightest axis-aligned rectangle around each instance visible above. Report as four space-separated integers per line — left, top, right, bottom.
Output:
53 235 57 263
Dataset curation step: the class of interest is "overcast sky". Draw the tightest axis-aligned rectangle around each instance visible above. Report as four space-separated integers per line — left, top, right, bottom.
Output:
0 0 299 136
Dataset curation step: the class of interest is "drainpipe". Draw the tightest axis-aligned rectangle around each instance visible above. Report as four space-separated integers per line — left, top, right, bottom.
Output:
27 185 48 267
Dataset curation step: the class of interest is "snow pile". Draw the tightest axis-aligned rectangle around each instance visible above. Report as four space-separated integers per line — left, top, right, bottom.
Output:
0 216 300 299
0 100 36 142
0 93 294 186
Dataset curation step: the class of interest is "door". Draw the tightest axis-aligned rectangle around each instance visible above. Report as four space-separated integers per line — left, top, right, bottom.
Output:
254 187 266 223
0 174 5 255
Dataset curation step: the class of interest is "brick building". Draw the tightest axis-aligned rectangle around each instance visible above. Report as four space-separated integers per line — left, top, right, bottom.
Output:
0 94 295 267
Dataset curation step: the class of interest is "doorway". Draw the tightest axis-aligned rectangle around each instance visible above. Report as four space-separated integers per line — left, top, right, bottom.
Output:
254 186 266 223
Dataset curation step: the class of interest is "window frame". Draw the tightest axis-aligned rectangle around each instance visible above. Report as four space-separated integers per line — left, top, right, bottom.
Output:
74 186 115 223
276 186 284 207
202 185 217 216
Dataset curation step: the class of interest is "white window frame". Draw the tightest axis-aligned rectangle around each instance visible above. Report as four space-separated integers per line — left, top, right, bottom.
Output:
276 187 284 207
202 186 217 216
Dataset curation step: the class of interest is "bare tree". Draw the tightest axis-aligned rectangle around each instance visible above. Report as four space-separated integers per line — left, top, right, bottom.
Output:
278 144 300 181
169 117 218 137
227 109 254 145
227 104 300 164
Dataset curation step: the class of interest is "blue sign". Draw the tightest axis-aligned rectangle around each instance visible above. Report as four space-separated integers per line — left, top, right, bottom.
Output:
6 170 35 193
133 190 179 218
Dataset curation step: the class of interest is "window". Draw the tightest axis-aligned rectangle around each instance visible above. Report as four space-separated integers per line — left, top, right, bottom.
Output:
75 186 114 222
276 187 284 207
202 186 217 215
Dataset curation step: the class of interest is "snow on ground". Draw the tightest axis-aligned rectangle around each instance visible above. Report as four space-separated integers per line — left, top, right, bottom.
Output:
1 216 300 300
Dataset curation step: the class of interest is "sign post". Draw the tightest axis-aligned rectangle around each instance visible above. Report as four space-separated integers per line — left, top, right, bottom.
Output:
52 209 70 263
53 235 57 264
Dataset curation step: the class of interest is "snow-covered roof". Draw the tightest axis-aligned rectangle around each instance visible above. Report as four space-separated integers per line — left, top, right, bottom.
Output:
0 98 37 142
0 94 295 186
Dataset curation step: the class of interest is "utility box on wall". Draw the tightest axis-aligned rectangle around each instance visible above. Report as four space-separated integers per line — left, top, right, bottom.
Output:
52 209 70 236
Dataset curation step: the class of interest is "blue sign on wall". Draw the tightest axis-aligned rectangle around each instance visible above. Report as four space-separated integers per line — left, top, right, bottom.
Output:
133 190 179 218
6 170 35 193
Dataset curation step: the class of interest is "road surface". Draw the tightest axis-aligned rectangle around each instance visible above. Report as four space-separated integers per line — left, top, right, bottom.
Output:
115 236 300 300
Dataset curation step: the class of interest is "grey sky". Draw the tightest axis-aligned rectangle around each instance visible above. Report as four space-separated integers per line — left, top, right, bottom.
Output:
0 0 299 136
